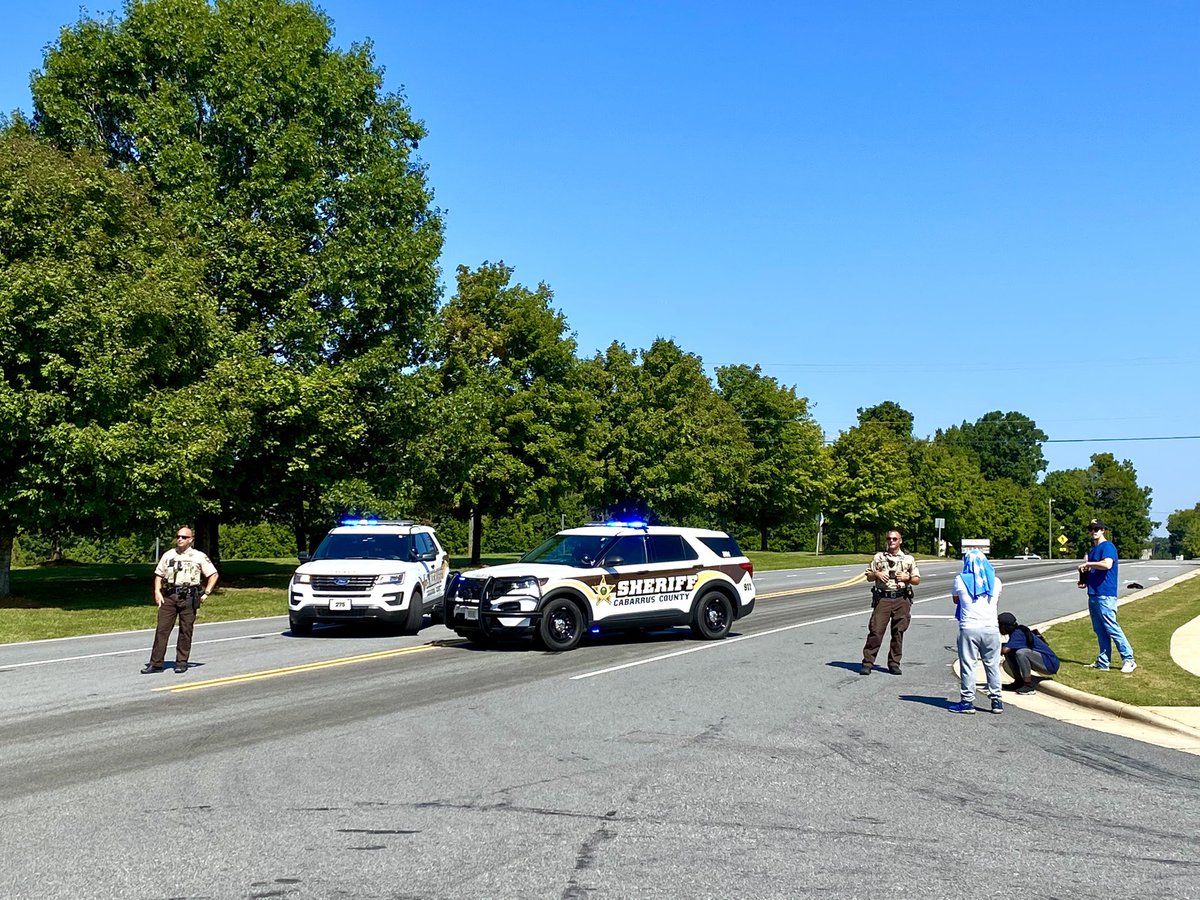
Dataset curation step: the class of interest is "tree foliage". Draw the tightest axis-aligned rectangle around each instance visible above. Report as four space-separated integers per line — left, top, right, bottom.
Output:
0 129 218 594
937 410 1048 487
415 263 592 562
716 364 825 551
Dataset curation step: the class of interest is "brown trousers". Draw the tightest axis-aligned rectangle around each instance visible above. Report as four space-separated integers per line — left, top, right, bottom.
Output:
149 592 198 667
862 597 912 668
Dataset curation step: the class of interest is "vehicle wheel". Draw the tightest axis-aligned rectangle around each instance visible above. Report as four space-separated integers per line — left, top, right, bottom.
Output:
690 591 733 640
536 597 584 652
290 618 313 637
404 588 425 635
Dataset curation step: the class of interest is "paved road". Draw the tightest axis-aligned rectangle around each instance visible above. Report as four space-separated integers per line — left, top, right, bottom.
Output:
2 559 1198 899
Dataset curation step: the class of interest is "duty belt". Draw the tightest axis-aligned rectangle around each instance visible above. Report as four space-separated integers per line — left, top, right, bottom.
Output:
877 589 908 599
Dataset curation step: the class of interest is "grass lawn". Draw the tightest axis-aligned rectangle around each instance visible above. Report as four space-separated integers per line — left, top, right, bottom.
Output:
1043 574 1200 707
0 555 520 644
1 550 872 642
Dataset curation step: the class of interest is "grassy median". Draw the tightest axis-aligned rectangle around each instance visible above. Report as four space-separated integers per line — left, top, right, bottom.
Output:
1042 573 1200 707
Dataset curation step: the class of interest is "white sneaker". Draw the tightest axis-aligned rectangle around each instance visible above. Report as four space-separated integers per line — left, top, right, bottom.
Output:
1121 659 1137 674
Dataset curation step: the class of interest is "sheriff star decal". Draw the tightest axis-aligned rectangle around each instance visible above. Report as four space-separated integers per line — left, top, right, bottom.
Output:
594 575 614 605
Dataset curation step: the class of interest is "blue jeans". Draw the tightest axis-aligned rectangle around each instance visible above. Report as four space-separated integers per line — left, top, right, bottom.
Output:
958 626 1002 702
1087 594 1134 667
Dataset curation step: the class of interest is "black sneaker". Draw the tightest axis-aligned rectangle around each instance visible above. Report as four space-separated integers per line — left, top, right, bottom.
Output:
858 664 871 676
888 664 902 675
174 663 188 674
140 663 162 675
1016 683 1035 695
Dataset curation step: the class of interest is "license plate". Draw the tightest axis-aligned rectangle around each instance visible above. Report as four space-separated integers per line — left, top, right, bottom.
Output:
329 597 351 611
459 606 478 620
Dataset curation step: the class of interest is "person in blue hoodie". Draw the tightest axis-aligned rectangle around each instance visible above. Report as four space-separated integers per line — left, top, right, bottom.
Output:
998 612 1060 694
948 549 1004 715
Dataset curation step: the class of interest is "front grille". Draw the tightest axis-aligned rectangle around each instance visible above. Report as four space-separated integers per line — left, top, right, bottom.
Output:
312 575 376 592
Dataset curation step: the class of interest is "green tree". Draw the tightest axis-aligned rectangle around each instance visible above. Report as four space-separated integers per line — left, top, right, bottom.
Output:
30 0 444 555
937 410 1048 486
580 340 752 531
716 364 825 551
0 129 218 596
856 401 914 438
1166 505 1200 559
825 422 918 551
1083 453 1155 553
416 263 592 563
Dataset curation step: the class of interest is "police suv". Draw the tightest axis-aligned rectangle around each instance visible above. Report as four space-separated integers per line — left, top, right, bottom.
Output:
444 522 756 651
288 519 450 635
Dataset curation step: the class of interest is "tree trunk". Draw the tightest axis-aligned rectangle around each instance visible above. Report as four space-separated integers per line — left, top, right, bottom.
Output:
49 534 63 563
759 527 768 553
196 512 221 568
0 528 13 599
470 507 483 565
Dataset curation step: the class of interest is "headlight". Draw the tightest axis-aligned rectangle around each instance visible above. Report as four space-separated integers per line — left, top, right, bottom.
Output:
292 573 311 585
375 573 405 586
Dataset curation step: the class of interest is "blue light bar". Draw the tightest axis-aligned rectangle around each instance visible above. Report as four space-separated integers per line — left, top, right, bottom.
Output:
604 520 648 529
340 517 380 526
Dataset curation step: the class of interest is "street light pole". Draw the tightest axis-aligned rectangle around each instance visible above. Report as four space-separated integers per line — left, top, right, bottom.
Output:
1048 498 1054 560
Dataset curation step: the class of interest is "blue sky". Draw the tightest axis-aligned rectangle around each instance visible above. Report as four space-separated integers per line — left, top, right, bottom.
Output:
4 1 1197 536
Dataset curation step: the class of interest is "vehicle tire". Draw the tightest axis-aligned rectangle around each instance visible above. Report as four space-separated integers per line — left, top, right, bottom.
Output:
290 617 313 637
690 590 733 640
536 596 585 652
404 588 425 635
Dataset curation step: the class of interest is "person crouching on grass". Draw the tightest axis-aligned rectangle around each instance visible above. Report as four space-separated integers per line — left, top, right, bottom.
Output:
948 549 1004 715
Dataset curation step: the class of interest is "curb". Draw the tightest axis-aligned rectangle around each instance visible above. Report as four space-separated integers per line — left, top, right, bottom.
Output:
1033 678 1200 740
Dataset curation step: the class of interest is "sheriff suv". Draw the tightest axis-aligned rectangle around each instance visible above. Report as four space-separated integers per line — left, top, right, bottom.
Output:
288 519 450 636
443 522 756 651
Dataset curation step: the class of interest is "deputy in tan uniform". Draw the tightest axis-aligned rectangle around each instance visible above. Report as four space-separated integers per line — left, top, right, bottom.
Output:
859 528 921 675
141 525 219 674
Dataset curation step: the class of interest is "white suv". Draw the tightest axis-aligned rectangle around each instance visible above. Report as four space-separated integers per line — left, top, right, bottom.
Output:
444 522 756 651
288 519 450 635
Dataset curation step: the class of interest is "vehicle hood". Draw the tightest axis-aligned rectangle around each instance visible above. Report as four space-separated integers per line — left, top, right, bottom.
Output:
458 563 583 581
295 559 413 576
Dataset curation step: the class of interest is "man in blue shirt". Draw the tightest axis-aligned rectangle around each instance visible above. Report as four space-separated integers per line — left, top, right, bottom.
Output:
1078 518 1136 673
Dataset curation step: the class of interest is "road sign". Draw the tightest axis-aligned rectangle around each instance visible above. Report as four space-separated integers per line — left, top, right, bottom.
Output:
934 517 945 529
1057 535 1068 546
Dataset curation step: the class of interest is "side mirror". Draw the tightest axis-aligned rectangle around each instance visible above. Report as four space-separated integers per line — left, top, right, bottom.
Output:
298 551 311 562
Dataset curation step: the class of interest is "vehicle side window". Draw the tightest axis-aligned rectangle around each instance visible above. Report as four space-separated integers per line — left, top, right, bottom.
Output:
415 532 434 556
647 534 698 563
601 535 647 567
698 535 743 559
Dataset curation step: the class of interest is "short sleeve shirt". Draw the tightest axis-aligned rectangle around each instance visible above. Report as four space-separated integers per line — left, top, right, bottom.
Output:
1086 540 1119 597
155 547 217 588
868 551 919 590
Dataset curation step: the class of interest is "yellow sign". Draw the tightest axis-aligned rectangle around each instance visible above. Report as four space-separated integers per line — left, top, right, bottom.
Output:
1057 535 1068 546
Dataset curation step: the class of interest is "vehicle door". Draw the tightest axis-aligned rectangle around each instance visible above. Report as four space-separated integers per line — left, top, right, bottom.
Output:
413 531 448 601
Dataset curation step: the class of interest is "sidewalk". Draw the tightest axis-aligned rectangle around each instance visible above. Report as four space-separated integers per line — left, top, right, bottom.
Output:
964 568 1200 755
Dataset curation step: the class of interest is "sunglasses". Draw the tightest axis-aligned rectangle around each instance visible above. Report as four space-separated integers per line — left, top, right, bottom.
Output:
176 534 192 539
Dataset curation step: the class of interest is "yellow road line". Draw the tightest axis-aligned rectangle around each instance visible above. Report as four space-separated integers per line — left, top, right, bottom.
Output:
154 643 442 693
757 573 866 600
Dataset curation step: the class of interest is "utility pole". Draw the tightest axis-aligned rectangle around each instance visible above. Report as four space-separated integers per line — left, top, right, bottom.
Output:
1048 498 1054 560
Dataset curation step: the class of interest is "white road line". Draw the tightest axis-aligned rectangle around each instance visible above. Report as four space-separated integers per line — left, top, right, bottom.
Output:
571 596 941 681
1 614 289 647
0 630 285 670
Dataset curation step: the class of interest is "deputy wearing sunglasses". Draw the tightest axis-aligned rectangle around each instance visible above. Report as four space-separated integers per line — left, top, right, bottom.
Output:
141 527 219 674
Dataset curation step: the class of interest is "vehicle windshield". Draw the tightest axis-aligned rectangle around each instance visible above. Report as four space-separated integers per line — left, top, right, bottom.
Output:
313 532 412 561
521 533 615 567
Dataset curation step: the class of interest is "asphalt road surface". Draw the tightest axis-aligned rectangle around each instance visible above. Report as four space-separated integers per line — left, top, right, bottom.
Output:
2 558 1199 899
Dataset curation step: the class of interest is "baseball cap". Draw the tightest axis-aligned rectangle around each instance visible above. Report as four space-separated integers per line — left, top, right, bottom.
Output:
997 612 1017 628
1087 518 1106 530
